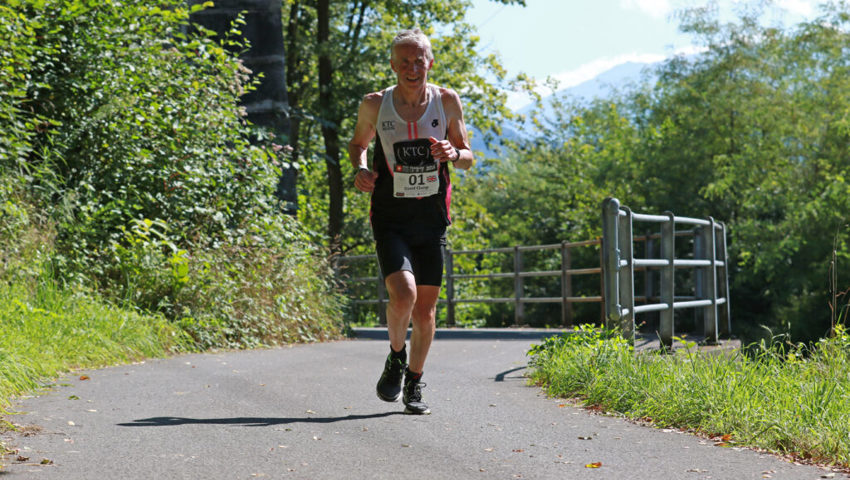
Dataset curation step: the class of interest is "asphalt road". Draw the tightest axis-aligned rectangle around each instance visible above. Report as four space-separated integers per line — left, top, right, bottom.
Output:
1 332 840 480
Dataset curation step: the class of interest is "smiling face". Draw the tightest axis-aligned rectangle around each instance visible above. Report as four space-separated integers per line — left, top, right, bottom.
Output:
390 41 433 90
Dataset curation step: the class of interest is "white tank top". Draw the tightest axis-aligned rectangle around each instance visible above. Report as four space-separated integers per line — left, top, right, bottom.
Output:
376 84 447 198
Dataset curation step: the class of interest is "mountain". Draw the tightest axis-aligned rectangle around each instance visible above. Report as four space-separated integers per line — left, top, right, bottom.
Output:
470 61 658 158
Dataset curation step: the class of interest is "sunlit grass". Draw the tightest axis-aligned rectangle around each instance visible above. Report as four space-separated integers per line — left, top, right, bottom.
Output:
0 279 190 411
527 325 850 468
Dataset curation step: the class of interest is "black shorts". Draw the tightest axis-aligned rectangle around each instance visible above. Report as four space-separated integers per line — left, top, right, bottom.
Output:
373 224 447 287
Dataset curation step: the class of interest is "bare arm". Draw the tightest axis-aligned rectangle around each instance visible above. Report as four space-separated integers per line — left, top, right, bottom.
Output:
429 87 474 170
349 93 381 192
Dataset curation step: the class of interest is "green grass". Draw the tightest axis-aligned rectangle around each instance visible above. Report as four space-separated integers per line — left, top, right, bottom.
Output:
527 325 850 468
0 279 190 412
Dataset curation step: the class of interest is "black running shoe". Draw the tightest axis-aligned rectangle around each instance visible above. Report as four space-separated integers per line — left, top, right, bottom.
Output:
403 369 430 415
376 353 406 402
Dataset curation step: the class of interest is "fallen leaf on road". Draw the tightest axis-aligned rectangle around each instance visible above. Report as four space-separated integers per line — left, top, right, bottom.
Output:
714 442 729 447
16 456 29 462
79 375 90 381
512 449 524 453
68 395 79 400
585 462 602 468
558 404 566 408
721 434 733 442
40 459 53 465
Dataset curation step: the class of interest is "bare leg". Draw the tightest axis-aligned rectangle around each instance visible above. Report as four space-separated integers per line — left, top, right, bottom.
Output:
408 285 440 373
383 270 417 352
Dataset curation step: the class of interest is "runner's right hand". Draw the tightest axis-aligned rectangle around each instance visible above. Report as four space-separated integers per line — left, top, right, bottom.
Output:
355 168 377 193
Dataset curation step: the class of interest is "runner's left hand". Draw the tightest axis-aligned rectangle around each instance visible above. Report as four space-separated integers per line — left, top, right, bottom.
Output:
428 136 458 163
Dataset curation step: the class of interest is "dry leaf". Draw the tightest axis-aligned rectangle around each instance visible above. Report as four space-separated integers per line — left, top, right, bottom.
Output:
714 442 729 447
721 434 733 442
40 459 53 465
16 456 29 462
512 449 524 453
79 375 90 381
558 404 566 408
585 462 603 468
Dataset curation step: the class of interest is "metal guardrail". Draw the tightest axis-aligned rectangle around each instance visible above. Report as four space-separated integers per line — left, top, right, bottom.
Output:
602 197 731 349
337 198 732 346
337 239 602 327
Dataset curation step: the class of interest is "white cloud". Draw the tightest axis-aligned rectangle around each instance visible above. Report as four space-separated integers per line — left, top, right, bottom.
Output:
620 0 673 19
775 0 816 17
550 53 667 90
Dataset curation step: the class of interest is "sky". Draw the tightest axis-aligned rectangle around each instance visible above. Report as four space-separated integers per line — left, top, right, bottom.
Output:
466 0 824 109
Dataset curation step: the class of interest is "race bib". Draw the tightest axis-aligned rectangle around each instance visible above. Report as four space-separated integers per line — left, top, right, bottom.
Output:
393 162 440 198
392 139 440 198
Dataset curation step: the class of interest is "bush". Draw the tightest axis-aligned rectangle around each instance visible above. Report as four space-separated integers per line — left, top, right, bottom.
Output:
0 0 345 349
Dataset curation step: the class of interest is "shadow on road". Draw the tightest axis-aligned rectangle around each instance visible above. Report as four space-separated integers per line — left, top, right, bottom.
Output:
493 366 526 382
117 412 404 428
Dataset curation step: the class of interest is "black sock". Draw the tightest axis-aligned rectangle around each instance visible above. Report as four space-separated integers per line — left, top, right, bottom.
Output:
407 369 422 381
390 345 406 361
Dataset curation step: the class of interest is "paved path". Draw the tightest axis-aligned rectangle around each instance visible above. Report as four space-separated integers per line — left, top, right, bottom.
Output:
1 333 838 479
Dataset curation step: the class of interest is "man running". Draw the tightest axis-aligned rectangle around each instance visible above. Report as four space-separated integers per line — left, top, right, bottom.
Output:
349 28 473 415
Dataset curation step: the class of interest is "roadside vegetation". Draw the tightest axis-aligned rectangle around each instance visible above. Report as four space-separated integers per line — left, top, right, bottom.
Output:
528 325 850 469
0 0 344 436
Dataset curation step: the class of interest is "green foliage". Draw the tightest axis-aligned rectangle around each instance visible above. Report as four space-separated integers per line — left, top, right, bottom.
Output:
457 1 850 340
0 0 346 352
284 0 520 248
0 275 190 411
528 326 850 467
172 221 345 349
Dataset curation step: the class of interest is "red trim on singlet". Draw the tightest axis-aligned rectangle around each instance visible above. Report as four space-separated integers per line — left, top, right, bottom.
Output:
407 121 418 140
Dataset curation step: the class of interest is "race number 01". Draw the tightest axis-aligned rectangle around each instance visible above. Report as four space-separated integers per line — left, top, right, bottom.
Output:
409 174 425 186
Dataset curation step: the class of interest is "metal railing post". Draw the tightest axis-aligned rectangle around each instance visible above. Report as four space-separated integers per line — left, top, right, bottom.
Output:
645 230 655 317
660 211 676 350
694 226 705 332
561 241 573 327
445 246 455 327
602 197 622 329
514 246 524 326
719 222 732 336
618 207 635 342
703 218 719 344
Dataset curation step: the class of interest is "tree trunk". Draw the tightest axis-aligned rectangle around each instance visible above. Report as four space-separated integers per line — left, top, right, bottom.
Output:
188 0 296 214
317 0 343 254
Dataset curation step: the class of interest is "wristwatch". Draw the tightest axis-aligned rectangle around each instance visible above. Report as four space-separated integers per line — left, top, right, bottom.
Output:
451 147 461 163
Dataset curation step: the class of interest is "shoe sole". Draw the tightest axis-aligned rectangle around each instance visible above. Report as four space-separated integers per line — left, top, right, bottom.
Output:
376 390 401 403
404 406 431 415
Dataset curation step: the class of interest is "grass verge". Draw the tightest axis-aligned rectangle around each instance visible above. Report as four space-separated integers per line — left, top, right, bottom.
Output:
527 324 850 469
0 279 190 413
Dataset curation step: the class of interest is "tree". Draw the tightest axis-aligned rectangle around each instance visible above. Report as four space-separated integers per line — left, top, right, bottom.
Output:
189 0 296 212
283 0 525 253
